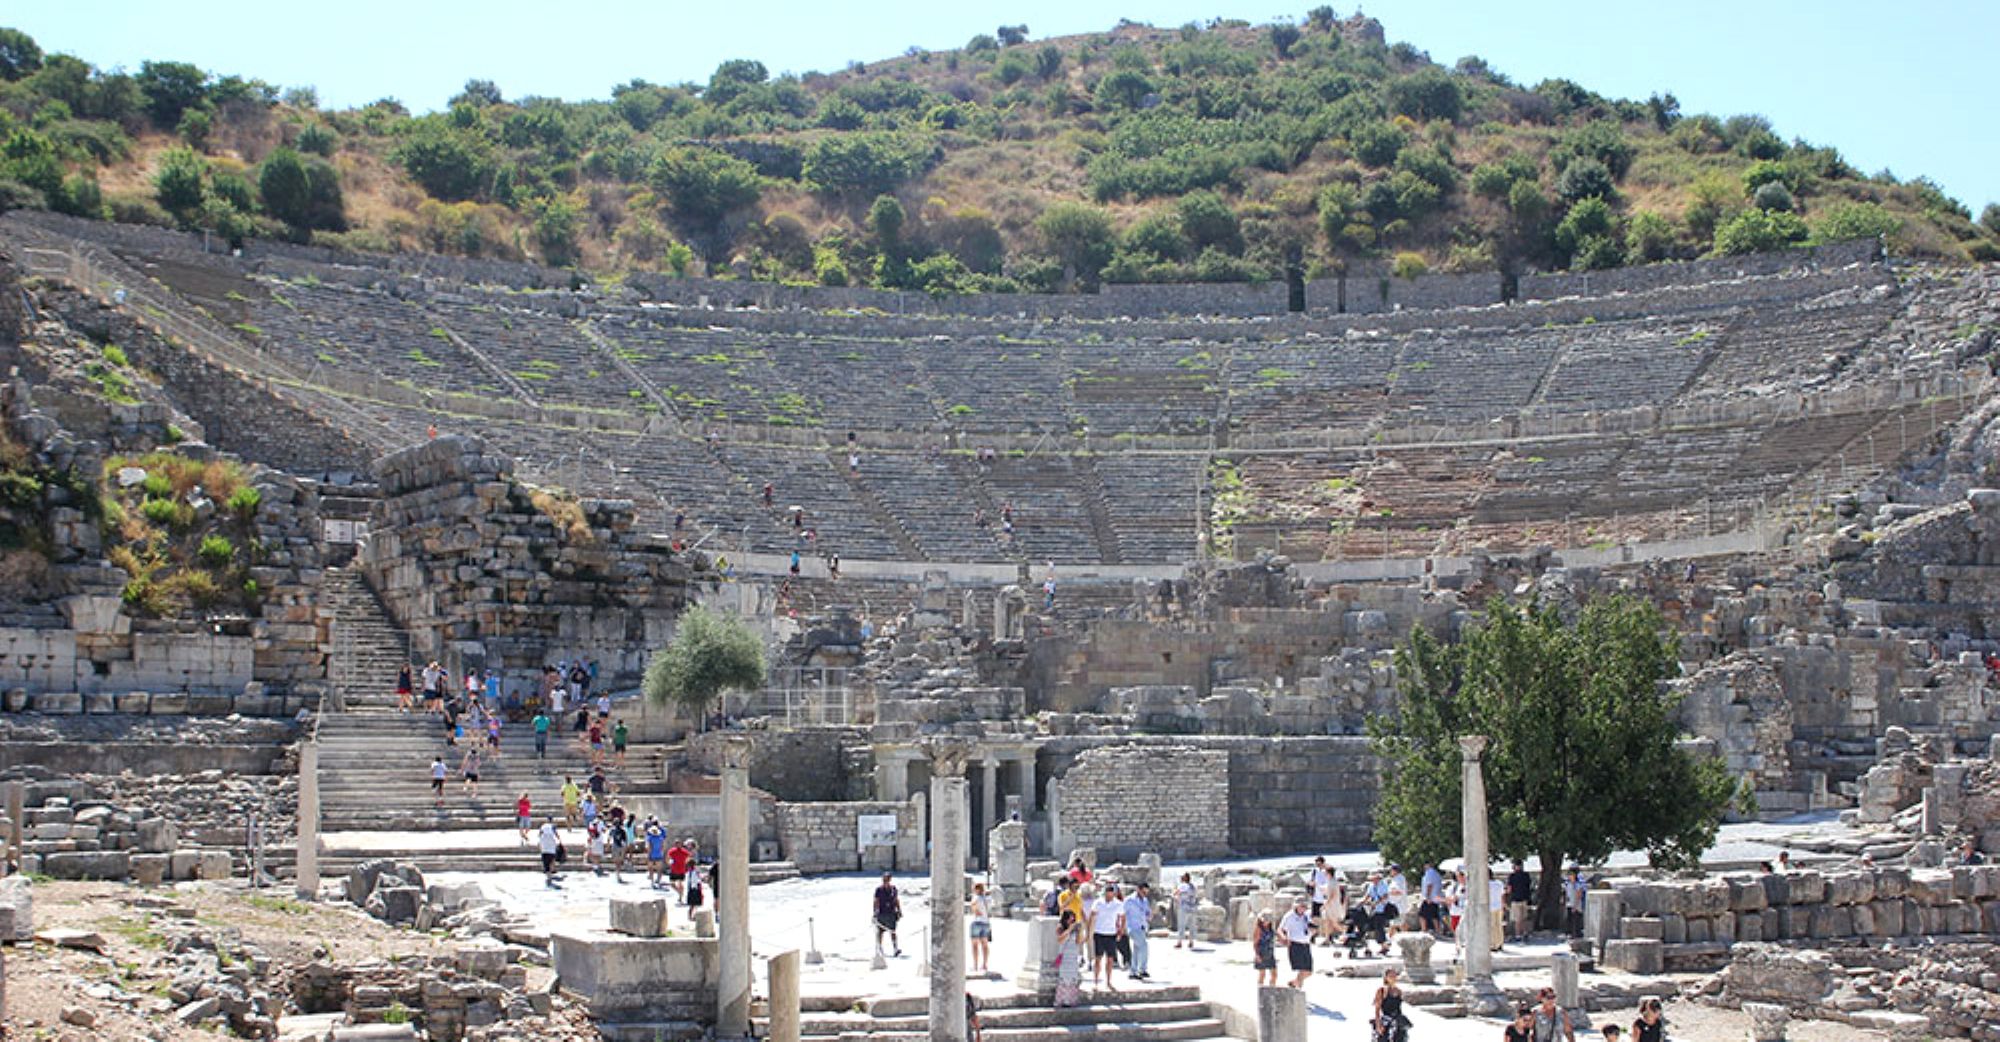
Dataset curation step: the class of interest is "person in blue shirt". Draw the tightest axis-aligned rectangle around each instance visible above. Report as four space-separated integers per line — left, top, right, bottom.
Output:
1123 883 1154 980
644 816 669 889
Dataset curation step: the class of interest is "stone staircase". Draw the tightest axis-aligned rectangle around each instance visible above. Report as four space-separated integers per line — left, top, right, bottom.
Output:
320 566 410 711
766 985 1244 1042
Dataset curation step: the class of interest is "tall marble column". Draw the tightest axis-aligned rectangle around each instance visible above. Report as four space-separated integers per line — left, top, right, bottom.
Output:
1459 735 1506 1016
980 757 999 846
926 738 972 1042
717 735 754 1037
295 742 321 899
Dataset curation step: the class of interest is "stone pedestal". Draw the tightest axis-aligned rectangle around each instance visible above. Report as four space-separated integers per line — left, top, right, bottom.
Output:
1015 916 1059 998
1458 736 1506 1017
767 950 801 1042
1257 985 1306 1042
717 736 753 1037
3 781 22 870
927 739 972 1042
1395 933 1436 984
693 908 715 938
1550 950 1589 1028
990 821 1028 907
296 742 320 899
1745 1002 1788 1042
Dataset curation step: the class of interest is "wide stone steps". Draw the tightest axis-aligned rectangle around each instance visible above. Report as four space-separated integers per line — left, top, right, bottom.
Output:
776 987 1238 1042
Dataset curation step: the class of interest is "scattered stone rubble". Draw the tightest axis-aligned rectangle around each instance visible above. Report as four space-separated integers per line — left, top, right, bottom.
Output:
0 775 243 882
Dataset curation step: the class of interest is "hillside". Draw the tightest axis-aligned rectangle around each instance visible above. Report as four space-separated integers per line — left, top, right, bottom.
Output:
1 12 1997 294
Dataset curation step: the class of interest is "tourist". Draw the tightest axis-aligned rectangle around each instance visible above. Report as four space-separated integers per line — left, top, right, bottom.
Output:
539 818 563 889
1777 849 1792 872
588 766 609 804
1505 1004 1537 1042
1174 872 1199 948
612 718 629 767
1309 856 1335 925
1563 867 1588 937
485 714 503 758
668 838 695 902
460 747 481 798
1532 987 1575 1042
569 661 588 705
1601 1027 1621 1041
1420 862 1445 937
1630 997 1665 1042
1446 870 1465 942
581 791 599 828
1053 911 1085 1007
1279 895 1313 989
966 992 982 1042
1057 877 1083 923
422 661 443 712
587 718 605 766
560 775 581 826
686 861 706 910
596 690 611 721
1372 966 1408 1042
585 818 606 876
515 792 532 845
873 872 904 958
1507 861 1533 941
1341 898 1378 958
532 709 551 760
1363 871 1394 944
762 481 774 507
1251 909 1278 987
827 553 840 580
484 668 502 711
1488 870 1506 951
848 450 859 475
430 756 447 808
968 882 993 974
1067 856 1093 884
607 813 630 882
1124 882 1153 981
790 550 801 577
1958 838 1985 865
643 817 668 889
396 664 414 712
1089 883 1124 992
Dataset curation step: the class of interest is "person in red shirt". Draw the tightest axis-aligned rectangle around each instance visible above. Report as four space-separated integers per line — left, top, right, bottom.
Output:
1067 856 1094 884
515 793 532 845
666 838 695 903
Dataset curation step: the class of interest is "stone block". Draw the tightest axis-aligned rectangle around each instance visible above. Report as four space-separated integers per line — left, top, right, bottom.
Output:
1907 869 1954 906
1660 914 1687 944
1712 912 1736 944
1745 1002 1788 1042
1619 917 1664 940
370 886 422 924
1685 917 1711 944
1849 903 1875 937
609 897 669 938
196 850 233 880
1728 876 1768 912
1757 873 1789 908
1873 867 1908 901
1602 939 1663 975
169 849 201 880
41 851 128 880
135 817 176 853
131 853 168 885
548 929 717 1022
1786 871 1824 904
1759 909 1778 941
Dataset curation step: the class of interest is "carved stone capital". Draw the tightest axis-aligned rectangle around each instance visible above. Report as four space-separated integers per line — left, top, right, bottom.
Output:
1458 734 1489 762
922 736 974 778
718 734 755 771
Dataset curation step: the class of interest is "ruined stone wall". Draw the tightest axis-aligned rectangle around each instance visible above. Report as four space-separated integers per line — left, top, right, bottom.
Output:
1054 744 1230 861
684 727 868 802
773 799 924 873
1519 238 1882 301
360 435 696 685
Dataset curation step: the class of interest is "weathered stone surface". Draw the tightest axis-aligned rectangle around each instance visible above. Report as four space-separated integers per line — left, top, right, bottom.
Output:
608 897 670 938
1601 939 1662 975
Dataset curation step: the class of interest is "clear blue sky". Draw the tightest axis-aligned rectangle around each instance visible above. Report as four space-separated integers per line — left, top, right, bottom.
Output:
12 1 1995 211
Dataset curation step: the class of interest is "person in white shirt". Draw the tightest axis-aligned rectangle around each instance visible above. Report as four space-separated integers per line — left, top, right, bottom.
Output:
1090 884 1126 991
1420 863 1445 937
1174 873 1200 949
1123 883 1153 980
537 819 562 888
1278 896 1315 988
1488 873 1506 951
1385 864 1409 936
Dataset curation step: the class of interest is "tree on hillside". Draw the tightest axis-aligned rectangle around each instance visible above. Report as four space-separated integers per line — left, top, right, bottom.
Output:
136 60 208 128
1270 24 1302 60
1035 201 1114 289
1369 596 1739 927
0 28 42 81
644 604 767 728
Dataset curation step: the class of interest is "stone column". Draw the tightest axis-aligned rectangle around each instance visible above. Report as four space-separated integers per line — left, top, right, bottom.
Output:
980 758 999 845
1257 985 1306 1042
1044 778 1064 861
1550 950 1589 1029
1459 735 1506 1016
767 949 801 1042
3 780 22 871
717 735 754 1037
926 738 972 1042
295 742 321 900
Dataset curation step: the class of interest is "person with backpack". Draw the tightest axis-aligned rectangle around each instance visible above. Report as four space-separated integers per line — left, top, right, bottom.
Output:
538 818 564 889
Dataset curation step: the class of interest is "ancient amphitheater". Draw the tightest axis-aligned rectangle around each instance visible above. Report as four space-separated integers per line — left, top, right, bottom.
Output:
5 207 2000 1042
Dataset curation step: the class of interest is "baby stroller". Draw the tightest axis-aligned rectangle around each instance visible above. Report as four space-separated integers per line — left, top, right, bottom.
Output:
1341 904 1383 958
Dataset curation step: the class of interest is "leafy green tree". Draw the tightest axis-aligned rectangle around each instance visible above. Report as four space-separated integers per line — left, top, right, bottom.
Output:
0 129 61 204
801 133 934 198
530 193 582 265
1034 46 1064 79
1035 201 1114 288
1552 121 1635 179
1176 190 1241 255
136 60 209 128
1978 204 2000 238
1809 202 1899 245
176 107 212 150
1094 69 1154 110
1306 6 1337 31
1555 196 1616 269
260 147 344 231
1645 92 1679 131
643 604 767 727
1625 210 1675 263
152 146 207 215
1349 121 1406 168
866 193 905 254
1554 158 1614 205
1387 69 1463 122
451 78 503 107
965 34 999 54
705 59 768 106
1370 596 1739 925
1121 210 1188 263
1712 207 1808 255
0 27 42 81
1751 180 1794 213
395 119 493 202
649 147 761 224
997 24 1029 46
1270 23 1302 59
